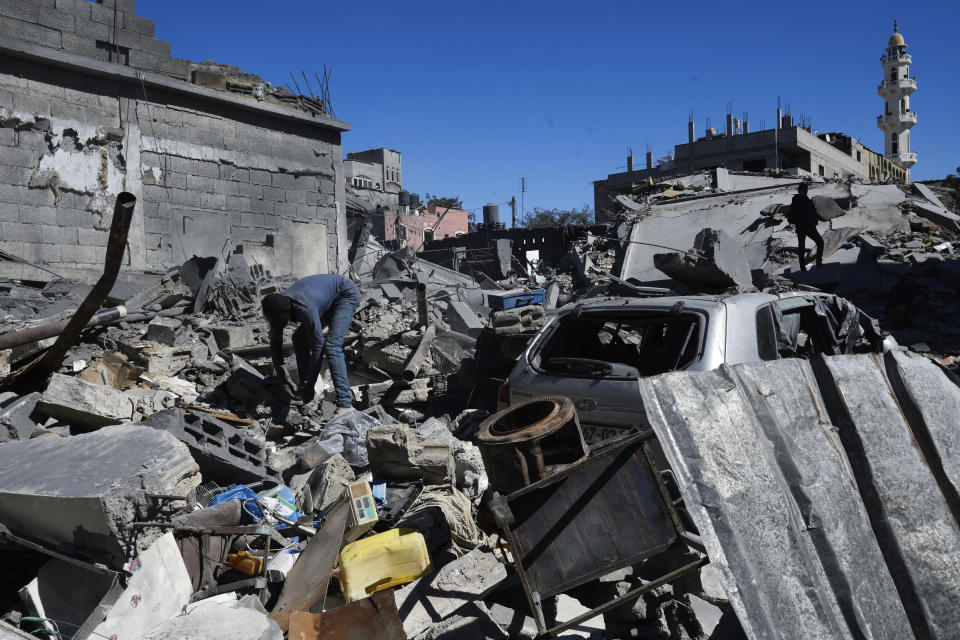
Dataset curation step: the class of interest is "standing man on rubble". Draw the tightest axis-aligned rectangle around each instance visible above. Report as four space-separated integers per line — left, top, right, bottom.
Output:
262 274 360 416
788 183 824 271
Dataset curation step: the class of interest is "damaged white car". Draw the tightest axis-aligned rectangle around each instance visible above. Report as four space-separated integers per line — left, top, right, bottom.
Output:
501 291 896 445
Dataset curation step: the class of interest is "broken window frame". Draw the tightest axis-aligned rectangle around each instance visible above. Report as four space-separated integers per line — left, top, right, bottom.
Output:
530 309 707 381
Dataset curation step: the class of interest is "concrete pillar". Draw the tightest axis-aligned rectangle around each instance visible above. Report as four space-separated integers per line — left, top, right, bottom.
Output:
777 107 783 129
726 113 734 137
627 154 634 172
645 151 653 170
688 120 695 144
744 120 750 134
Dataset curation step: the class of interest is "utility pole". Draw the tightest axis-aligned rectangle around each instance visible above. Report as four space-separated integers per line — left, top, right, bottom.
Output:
520 177 526 226
510 196 517 228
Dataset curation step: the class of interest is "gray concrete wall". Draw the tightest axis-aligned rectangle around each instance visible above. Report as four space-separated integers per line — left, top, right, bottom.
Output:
0 0 347 279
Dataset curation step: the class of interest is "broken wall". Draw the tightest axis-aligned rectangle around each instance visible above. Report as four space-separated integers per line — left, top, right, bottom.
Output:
0 0 348 279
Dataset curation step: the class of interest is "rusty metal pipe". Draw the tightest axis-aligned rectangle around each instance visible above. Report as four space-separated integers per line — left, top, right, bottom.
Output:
402 323 436 383
416 282 428 328
0 306 127 350
14 193 135 386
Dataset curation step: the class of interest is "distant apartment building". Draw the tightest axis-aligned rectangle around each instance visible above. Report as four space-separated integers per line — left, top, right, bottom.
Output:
375 204 469 250
344 147 402 193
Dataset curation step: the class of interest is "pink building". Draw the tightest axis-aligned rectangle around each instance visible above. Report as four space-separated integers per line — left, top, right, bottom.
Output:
381 205 469 251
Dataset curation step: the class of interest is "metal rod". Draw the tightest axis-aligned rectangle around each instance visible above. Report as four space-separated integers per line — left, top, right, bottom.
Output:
543 557 708 637
435 328 477 348
13 193 135 387
402 323 437 382
301 70 316 99
0 305 127 350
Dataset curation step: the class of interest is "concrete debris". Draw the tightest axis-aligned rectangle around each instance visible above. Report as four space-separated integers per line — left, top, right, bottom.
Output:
654 227 754 291
36 372 135 427
367 424 455 484
395 547 508 638
0 424 199 566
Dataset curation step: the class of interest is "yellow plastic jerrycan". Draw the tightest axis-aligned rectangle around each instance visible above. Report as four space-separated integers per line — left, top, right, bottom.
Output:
227 550 263 575
338 528 433 602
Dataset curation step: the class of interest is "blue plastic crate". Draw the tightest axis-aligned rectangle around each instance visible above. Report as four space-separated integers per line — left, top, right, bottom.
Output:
486 288 545 310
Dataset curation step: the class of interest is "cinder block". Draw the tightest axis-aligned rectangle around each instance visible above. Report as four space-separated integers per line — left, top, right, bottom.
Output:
74 15 110 40
162 171 187 189
41 224 79 245
225 195 251 211
261 185 284 202
38 10 75 33
199 192 226 209
125 14 155 36
0 129 16 146
88 2 116 25
38 243 60 262
167 188 201 206
274 202 296 218
77 227 109 246
213 179 239 196
0 0 39 22
60 32 103 58
285 189 307 205
249 169 271 185
3 147 41 168
54 0 91 19
197 160 219 178
60 244 100 264
18 204 58 226
237 181 261 198
0 204 19 223
211 325 254 350
145 317 181 346
262 213 281 230
250 198 274 214
55 208 95 227
223 166 248 182
1 221 41 243
295 175 317 191
140 408 281 484
271 172 296 189
240 212 265 227
186 174 214 191
166 156 198 175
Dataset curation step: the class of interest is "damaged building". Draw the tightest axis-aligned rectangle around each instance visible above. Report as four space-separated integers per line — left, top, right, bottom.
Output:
0 0 350 281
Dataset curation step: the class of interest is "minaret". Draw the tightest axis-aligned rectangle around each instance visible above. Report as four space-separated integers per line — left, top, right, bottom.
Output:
877 20 917 174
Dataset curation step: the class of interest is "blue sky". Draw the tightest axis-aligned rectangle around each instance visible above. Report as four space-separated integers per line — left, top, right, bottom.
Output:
139 0 957 218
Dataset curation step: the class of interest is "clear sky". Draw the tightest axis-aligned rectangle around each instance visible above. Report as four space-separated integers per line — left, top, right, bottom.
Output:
139 0 957 219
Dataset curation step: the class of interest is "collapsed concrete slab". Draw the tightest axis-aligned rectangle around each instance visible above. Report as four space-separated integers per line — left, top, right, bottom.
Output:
394 547 507 638
0 425 200 566
911 201 960 233
653 227 753 291
36 373 135 428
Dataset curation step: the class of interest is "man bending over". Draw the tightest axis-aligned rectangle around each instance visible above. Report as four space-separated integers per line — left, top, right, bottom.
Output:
261 273 360 415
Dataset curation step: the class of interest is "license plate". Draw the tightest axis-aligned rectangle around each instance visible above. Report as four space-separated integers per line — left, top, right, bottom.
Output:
580 424 633 446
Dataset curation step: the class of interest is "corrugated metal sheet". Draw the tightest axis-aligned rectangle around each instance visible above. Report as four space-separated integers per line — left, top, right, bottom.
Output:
639 352 960 639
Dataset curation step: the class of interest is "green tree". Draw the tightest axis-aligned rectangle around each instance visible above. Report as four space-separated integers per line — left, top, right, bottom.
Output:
520 204 594 228
424 193 463 209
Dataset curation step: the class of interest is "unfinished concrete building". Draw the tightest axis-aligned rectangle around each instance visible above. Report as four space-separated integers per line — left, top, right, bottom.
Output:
0 0 350 281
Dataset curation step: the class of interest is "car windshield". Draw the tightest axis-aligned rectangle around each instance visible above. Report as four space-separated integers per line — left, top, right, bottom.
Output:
536 311 702 378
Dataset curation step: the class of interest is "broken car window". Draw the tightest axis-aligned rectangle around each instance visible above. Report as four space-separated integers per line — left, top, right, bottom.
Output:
537 313 702 378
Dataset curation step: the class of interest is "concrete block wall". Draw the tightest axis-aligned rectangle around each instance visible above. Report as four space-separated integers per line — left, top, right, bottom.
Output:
0 38 345 277
0 0 189 80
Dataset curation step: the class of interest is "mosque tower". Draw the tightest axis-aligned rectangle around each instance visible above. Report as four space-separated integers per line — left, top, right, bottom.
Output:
877 20 917 174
